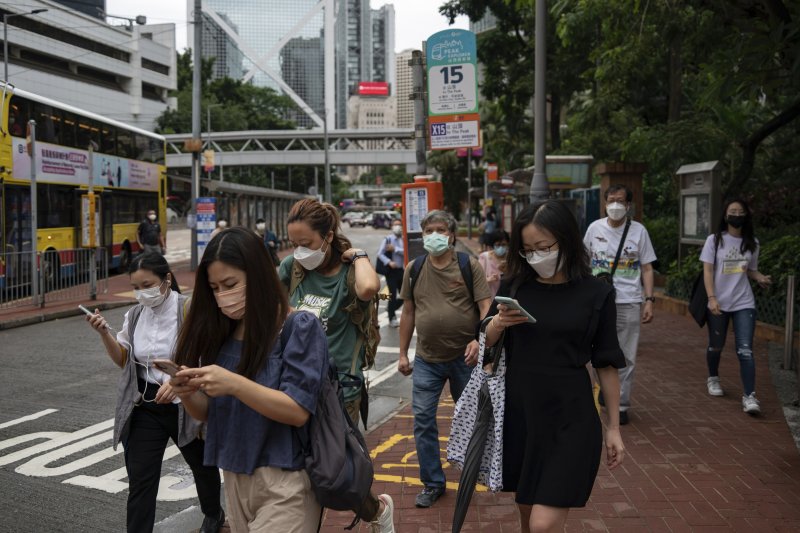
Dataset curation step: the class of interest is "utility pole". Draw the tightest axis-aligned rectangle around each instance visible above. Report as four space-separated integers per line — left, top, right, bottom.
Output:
29 120 39 306
529 0 550 203
323 109 331 203
411 49 427 175
467 148 473 239
190 0 202 271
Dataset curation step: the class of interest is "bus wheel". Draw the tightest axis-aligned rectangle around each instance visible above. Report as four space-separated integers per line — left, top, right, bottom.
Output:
41 250 61 291
118 243 132 274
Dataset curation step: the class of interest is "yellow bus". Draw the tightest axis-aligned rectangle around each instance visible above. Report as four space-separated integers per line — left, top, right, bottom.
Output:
0 84 167 288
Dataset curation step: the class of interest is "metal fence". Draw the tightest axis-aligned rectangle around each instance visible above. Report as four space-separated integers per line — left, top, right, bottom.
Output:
1 248 108 309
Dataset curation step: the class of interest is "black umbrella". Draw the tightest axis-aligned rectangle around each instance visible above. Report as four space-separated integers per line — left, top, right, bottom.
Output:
452 380 495 533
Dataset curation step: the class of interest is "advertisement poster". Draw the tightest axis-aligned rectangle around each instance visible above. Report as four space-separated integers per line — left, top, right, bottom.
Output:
11 137 159 191
196 197 217 260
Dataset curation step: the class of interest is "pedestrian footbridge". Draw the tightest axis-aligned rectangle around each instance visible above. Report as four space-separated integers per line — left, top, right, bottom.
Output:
164 129 416 169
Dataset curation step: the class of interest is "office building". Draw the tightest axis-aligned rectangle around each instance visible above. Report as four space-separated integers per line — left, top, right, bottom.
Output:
1 0 176 130
52 0 104 20
345 90 397 181
280 37 324 128
202 11 244 80
395 48 414 129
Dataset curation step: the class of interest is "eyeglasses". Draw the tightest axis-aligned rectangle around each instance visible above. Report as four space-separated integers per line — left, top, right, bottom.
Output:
518 241 558 261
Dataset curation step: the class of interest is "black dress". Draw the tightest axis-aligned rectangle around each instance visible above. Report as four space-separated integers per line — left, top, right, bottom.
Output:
492 275 625 507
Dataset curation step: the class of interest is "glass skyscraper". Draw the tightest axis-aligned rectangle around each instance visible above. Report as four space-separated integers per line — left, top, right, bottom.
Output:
194 0 393 129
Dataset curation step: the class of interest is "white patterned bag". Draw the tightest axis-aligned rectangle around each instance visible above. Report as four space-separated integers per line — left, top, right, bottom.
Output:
447 316 506 492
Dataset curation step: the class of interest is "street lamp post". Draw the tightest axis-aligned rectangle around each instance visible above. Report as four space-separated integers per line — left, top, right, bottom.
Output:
4 9 48 81
205 103 221 180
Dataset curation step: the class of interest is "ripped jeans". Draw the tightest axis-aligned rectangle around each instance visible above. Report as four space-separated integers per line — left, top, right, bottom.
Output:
706 308 756 396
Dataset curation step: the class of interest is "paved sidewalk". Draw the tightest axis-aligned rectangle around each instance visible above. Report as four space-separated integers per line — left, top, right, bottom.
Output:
4 238 800 531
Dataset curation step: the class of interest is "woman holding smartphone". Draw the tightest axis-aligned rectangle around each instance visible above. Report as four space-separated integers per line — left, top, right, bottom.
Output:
169 227 331 533
483 201 626 533
84 252 224 533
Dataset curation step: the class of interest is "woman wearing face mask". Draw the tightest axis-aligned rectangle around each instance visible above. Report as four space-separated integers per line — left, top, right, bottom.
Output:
169 228 330 532
483 201 626 533
278 199 395 532
83 252 224 533
478 229 510 298
701 197 771 414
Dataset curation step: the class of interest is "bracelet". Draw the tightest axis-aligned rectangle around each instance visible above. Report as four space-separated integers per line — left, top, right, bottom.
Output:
644 296 656 303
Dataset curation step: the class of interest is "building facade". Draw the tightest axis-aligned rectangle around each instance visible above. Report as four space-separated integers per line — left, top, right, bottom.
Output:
202 11 244 80
280 37 324 128
345 93 397 181
1 1 176 130
395 48 414 129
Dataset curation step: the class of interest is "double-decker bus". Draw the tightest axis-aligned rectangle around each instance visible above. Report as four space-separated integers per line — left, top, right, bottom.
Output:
0 84 167 289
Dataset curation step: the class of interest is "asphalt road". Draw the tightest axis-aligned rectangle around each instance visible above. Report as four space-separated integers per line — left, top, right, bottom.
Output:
0 225 415 532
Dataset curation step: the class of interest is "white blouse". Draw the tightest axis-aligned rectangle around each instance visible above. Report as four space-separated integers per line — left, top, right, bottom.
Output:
117 290 180 389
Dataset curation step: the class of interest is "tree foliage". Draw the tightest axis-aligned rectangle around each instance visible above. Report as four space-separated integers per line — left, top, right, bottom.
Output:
439 0 800 228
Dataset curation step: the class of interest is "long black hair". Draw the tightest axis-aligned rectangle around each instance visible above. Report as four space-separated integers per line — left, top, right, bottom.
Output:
174 227 289 379
129 252 180 293
714 196 757 255
507 200 591 282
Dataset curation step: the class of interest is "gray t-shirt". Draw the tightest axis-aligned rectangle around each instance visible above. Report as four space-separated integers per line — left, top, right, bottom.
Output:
700 233 758 312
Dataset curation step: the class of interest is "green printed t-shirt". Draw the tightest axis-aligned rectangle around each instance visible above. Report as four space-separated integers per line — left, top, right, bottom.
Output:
279 257 364 402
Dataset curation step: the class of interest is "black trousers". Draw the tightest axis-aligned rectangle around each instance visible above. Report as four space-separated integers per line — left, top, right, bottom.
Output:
123 383 221 533
385 267 404 320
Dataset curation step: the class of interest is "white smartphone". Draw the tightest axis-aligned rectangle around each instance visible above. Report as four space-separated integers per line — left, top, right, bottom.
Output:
78 304 94 316
494 296 537 324
152 359 181 378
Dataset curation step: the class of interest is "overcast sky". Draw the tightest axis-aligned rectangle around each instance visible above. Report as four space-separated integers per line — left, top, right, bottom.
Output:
105 0 469 54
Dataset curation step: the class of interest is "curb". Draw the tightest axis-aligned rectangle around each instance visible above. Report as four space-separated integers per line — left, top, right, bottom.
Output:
0 300 136 331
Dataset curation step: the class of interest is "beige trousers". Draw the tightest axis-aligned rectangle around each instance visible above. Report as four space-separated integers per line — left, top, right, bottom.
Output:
223 466 321 533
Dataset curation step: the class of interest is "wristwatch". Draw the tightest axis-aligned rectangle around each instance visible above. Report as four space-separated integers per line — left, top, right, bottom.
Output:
351 250 369 262
644 296 656 303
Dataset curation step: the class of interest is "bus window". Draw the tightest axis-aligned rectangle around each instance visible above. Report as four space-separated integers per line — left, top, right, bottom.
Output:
61 111 78 148
134 133 149 161
37 184 75 229
8 96 28 137
150 137 165 165
32 102 58 144
114 192 137 223
117 129 134 159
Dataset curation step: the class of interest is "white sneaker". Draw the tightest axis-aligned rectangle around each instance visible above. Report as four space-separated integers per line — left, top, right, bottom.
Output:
370 494 395 533
707 377 724 396
742 392 761 415
389 317 399 328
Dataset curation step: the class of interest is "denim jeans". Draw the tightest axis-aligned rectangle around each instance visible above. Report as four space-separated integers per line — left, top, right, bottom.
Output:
412 355 473 489
706 308 756 395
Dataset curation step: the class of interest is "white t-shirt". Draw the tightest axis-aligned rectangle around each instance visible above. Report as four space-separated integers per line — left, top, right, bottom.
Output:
583 218 657 304
699 233 758 312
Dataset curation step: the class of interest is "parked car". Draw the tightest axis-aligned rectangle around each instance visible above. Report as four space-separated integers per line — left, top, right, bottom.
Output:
347 213 369 227
166 207 179 223
342 211 364 225
372 210 400 229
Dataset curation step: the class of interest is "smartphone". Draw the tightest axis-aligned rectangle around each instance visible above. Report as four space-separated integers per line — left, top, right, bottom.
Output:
78 304 94 316
494 296 537 324
152 359 181 377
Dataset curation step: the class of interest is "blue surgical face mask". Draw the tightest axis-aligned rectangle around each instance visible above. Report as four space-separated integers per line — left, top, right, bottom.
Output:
493 245 507 257
423 232 450 256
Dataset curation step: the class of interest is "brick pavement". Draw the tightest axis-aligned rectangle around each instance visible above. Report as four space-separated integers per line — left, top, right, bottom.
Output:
4 239 800 531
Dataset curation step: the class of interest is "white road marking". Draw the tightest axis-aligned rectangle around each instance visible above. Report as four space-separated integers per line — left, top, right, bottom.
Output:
0 409 58 429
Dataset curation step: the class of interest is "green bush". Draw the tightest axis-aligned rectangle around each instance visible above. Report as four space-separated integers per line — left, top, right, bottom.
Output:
643 215 678 273
664 248 702 300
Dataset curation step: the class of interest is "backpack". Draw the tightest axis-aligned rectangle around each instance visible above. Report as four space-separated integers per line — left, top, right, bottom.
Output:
287 256 382 425
406 251 475 304
282 314 374 528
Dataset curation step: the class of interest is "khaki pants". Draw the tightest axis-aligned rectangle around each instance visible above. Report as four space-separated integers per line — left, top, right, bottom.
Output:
223 466 321 533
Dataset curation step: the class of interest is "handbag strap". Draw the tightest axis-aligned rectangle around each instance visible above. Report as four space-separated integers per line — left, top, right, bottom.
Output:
609 217 631 278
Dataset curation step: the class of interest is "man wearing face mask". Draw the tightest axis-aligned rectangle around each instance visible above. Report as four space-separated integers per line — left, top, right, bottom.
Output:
137 209 166 255
397 210 492 508
210 219 228 240
376 219 406 327
583 184 657 425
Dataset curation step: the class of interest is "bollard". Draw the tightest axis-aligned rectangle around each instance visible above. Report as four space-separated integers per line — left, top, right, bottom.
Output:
785 274 796 371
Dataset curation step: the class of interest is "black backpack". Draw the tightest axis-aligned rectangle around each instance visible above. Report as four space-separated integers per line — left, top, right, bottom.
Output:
282 313 374 528
406 251 474 304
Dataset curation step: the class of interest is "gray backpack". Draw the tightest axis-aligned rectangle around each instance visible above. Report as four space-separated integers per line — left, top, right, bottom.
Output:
282 313 374 528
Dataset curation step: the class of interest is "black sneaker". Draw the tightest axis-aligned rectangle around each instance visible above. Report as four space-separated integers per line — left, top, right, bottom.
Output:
200 509 225 533
619 411 629 425
415 486 445 508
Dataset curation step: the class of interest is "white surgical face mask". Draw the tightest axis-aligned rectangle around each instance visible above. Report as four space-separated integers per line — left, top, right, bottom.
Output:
606 202 628 222
134 280 168 308
218 221 228 228
392 225 403 236
527 250 560 279
148 214 156 222
294 240 328 270
256 223 266 231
